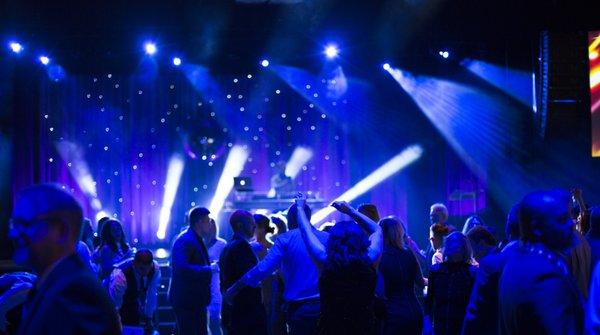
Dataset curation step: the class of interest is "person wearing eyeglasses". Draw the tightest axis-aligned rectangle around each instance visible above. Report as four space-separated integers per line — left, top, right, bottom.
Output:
9 183 121 335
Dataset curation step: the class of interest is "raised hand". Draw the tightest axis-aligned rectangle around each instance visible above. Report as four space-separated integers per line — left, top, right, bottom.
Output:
331 201 353 215
294 192 307 207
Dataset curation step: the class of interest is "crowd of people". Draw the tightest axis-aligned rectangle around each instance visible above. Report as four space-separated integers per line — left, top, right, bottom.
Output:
1 183 600 335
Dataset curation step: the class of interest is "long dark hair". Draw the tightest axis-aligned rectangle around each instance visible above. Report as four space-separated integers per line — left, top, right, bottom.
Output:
325 221 371 270
99 219 130 254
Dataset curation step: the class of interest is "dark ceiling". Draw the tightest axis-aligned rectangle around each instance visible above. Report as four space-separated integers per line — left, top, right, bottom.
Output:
1 0 599 74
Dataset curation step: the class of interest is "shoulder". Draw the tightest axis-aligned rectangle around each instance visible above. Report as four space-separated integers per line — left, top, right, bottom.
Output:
173 230 194 245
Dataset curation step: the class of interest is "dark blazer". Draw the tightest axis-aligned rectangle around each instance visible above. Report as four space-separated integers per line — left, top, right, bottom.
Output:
220 234 266 331
499 244 584 335
462 251 511 335
168 228 212 310
16 253 121 335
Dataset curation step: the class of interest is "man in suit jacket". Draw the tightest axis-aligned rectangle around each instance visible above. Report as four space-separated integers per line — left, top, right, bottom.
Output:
169 206 218 335
9 184 121 335
499 190 584 335
220 210 267 335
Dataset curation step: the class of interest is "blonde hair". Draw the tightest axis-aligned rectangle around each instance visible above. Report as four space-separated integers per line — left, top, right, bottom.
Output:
379 216 406 249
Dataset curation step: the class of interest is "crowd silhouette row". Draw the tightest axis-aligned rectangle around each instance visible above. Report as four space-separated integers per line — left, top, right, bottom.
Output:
1 184 600 335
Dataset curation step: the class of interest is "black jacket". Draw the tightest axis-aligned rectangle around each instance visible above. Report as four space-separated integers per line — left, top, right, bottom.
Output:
499 244 584 335
168 228 212 310
219 234 266 331
17 253 121 335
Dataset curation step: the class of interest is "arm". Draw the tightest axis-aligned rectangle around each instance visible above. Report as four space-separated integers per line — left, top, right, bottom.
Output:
144 262 161 317
108 268 127 310
225 237 285 304
0 280 33 332
412 252 427 288
332 201 383 263
332 201 378 234
296 194 327 264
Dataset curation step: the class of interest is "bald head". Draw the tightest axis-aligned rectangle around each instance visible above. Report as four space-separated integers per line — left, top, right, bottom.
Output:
519 189 574 252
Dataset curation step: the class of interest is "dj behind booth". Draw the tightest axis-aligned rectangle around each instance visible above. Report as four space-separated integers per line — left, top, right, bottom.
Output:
218 175 326 239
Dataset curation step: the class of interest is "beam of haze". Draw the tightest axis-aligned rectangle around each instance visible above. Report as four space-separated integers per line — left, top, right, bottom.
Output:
55 140 105 214
311 145 423 224
208 145 250 218
157 154 185 239
462 58 535 108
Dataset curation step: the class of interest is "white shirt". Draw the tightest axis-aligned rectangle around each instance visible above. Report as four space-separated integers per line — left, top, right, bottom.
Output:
242 228 329 302
108 261 161 317
207 237 227 306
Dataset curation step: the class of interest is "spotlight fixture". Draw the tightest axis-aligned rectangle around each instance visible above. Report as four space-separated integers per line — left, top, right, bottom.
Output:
261 59 270 67
144 42 157 55
9 42 23 54
439 50 450 59
172 57 182 66
324 44 339 59
383 63 391 71
39 56 50 65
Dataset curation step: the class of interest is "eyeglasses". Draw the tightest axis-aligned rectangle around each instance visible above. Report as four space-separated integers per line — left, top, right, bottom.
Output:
9 216 61 231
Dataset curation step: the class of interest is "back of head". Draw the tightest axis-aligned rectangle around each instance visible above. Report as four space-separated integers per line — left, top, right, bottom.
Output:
379 216 405 249
188 207 210 228
286 203 311 230
326 221 370 269
358 203 380 222
466 225 497 247
230 209 254 235
134 248 154 265
253 214 274 234
97 216 110 233
519 189 574 252
13 184 83 243
444 232 473 263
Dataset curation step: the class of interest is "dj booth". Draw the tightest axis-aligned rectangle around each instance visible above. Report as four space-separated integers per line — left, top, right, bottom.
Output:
224 193 327 213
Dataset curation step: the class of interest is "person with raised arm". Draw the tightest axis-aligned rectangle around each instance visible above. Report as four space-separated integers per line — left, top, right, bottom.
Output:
294 193 383 334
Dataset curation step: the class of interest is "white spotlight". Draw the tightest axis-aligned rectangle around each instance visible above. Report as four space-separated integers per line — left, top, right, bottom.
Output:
285 146 314 179
208 145 250 218
439 50 450 59
261 59 270 67
173 57 182 66
383 63 391 71
9 42 23 54
324 44 339 59
157 154 185 240
311 145 424 223
95 210 109 222
144 42 157 55
155 248 169 259
39 56 50 65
